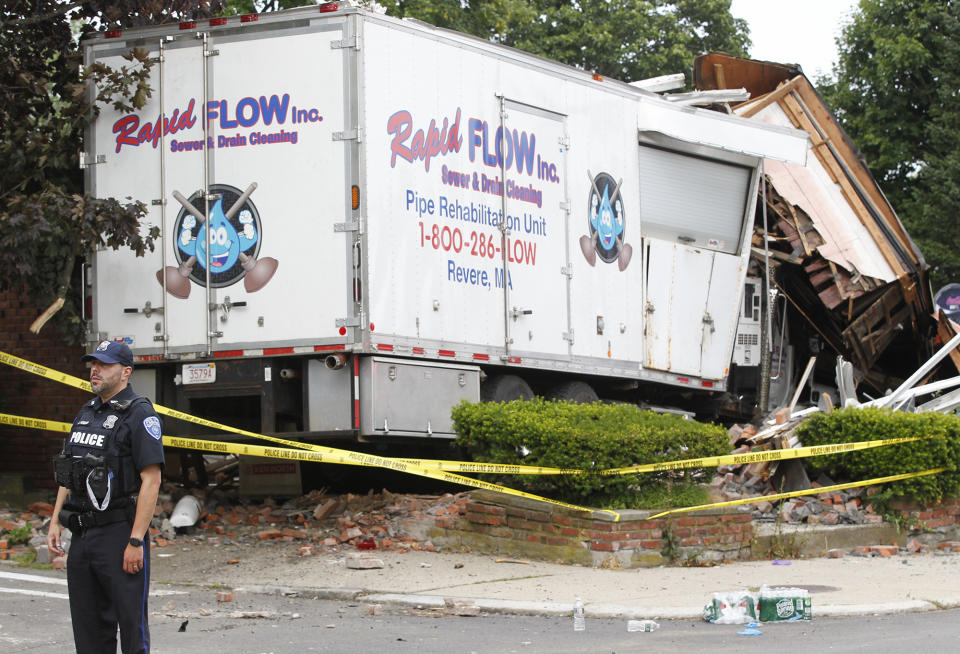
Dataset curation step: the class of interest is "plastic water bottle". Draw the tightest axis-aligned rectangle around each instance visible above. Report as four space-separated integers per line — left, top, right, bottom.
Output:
573 597 585 631
627 619 660 632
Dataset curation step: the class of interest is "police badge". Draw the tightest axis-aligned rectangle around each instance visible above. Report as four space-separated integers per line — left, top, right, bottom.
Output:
103 415 118 429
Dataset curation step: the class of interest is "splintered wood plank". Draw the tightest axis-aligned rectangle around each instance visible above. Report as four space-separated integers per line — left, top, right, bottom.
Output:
738 75 805 118
714 63 727 89
809 270 835 287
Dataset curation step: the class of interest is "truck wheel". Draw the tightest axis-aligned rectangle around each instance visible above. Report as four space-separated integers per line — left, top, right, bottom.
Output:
546 380 599 404
481 374 534 402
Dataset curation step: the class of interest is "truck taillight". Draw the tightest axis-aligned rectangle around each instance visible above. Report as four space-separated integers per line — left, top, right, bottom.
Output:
351 185 360 210
241 13 259 23
179 21 197 30
84 296 93 322
209 18 227 26
104 30 122 38
319 2 340 12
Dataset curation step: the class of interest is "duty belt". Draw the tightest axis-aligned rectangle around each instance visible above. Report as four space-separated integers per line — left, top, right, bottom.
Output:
61 504 134 532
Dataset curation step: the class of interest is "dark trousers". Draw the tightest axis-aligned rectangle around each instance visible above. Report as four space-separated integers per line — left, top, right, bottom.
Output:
67 521 151 654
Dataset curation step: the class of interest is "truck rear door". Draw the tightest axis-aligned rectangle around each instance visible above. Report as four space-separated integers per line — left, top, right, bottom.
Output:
87 16 352 356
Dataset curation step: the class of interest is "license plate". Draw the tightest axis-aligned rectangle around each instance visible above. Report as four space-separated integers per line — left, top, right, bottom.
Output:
182 363 216 385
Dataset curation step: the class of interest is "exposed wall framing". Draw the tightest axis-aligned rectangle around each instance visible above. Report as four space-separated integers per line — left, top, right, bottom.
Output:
697 53 935 384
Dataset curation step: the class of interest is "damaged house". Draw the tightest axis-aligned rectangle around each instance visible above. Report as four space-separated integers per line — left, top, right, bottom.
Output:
691 54 935 418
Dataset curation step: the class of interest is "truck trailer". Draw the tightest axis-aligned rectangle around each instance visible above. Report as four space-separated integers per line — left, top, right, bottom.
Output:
82 3 807 447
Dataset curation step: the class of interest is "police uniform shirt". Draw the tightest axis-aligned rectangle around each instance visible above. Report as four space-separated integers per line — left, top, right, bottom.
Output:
64 384 165 510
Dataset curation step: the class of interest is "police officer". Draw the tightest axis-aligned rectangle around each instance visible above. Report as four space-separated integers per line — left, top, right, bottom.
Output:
46 340 164 654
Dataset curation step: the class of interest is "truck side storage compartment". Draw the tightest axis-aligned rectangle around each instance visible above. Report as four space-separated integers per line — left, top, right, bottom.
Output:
359 357 479 438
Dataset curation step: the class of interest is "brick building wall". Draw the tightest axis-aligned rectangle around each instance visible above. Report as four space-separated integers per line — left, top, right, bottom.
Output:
0 291 89 494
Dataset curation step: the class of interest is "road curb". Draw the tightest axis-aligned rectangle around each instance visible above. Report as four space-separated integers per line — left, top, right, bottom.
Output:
226 583 949 619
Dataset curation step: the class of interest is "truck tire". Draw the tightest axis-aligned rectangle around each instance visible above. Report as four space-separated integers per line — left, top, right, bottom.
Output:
546 380 599 404
481 374 534 402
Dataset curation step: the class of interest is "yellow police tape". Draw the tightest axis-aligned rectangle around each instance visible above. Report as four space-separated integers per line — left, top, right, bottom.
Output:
0 349 948 521
0 413 71 433
0 349 934 477
0 407 619 520
600 435 933 476
649 468 948 519
0 408 949 523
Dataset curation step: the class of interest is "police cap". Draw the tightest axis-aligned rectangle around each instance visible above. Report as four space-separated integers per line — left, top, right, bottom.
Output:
82 340 134 368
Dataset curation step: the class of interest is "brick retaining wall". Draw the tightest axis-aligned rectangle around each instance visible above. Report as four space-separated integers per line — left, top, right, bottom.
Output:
892 496 960 530
406 490 754 568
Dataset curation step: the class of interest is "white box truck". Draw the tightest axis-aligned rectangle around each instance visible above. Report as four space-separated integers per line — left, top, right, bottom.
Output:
82 3 807 442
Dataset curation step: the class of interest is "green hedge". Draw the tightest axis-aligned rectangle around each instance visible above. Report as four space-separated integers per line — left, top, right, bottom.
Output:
795 407 960 503
451 398 729 509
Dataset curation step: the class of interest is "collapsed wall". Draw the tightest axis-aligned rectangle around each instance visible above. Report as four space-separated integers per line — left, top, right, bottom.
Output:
694 54 935 401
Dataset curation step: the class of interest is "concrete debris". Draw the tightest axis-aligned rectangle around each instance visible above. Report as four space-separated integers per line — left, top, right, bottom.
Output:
229 611 274 619
444 598 480 616
346 554 384 569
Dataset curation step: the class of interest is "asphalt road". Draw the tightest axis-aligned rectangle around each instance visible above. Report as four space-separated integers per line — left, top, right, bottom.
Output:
3 568 960 654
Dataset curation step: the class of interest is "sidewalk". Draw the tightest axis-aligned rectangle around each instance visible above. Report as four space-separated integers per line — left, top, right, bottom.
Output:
150 538 960 619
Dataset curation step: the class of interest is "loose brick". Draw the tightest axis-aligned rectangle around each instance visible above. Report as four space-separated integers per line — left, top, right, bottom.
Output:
820 512 840 525
870 545 898 557
313 499 339 521
28 502 54 517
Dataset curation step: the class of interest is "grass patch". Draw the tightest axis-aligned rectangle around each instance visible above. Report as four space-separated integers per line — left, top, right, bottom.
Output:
14 549 37 566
